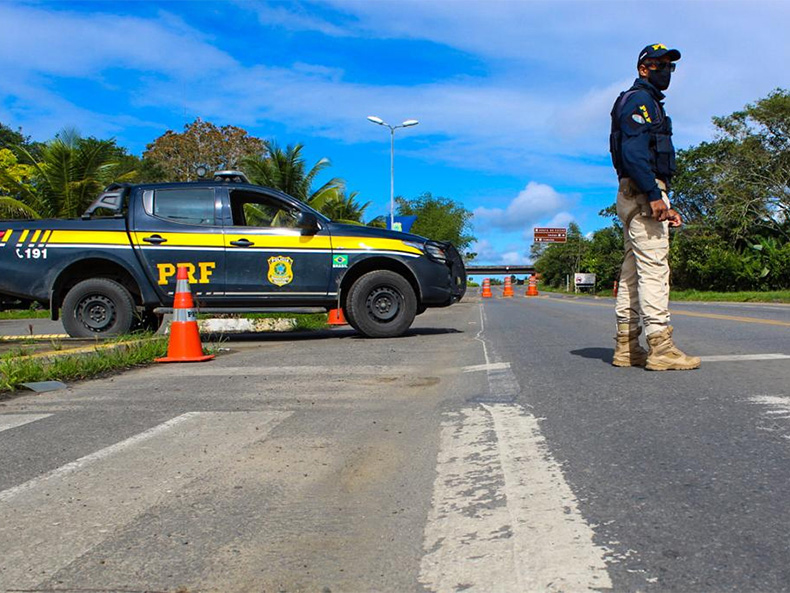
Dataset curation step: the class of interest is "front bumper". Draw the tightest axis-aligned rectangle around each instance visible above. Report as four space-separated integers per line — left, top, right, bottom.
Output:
412 243 467 307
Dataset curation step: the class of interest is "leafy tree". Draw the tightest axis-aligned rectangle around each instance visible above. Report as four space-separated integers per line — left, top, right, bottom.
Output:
1 122 45 161
0 123 27 150
243 140 343 206
0 148 38 219
674 88 790 245
395 192 475 253
144 118 264 181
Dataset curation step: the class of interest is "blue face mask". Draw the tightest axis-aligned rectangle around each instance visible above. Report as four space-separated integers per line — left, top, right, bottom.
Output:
648 68 672 91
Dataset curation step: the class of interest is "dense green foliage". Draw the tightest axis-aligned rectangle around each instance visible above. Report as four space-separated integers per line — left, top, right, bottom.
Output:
534 89 790 292
394 192 476 255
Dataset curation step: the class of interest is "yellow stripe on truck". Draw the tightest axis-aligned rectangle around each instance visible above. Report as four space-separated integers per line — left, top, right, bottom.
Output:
48 230 129 245
16 229 29 244
333 236 423 255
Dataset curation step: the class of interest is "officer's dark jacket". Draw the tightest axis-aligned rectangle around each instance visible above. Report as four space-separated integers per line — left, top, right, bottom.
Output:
609 78 676 202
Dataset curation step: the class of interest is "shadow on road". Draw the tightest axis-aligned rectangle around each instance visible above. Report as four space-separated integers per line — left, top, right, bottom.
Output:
569 347 614 364
204 327 464 343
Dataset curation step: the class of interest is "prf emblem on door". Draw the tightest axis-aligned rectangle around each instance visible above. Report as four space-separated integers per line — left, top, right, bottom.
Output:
267 255 294 286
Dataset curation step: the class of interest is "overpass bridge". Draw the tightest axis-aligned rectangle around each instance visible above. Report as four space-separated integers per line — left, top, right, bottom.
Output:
465 265 535 276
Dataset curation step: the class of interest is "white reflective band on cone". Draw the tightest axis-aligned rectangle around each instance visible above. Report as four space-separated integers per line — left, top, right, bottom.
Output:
173 308 197 322
175 278 190 293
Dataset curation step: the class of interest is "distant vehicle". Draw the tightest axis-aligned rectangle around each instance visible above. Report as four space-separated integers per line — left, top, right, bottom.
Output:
0 173 466 338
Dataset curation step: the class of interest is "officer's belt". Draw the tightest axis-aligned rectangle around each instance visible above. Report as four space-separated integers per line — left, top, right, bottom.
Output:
620 178 667 229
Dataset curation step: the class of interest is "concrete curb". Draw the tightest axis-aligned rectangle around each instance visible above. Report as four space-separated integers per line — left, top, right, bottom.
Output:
159 317 298 335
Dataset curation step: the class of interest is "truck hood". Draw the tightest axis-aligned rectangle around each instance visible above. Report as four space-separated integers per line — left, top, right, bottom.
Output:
325 222 428 244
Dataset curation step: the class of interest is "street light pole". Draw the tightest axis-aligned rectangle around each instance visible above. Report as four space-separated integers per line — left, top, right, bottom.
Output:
367 116 419 229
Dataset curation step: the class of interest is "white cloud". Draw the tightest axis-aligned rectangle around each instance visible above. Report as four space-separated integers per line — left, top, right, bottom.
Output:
469 239 530 266
2 1 789 187
0 5 235 78
474 182 572 232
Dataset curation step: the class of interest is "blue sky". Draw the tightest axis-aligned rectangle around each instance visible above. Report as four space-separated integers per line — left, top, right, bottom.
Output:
1 0 788 264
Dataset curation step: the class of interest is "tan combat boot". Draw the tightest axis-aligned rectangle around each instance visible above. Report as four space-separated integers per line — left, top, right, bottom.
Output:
613 325 648 367
646 326 701 371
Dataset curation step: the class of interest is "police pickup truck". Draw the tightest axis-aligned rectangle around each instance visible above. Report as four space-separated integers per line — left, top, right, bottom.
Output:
0 173 466 338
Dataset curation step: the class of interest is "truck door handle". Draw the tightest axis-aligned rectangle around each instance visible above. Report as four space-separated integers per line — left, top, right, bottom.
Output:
230 239 254 247
143 235 167 244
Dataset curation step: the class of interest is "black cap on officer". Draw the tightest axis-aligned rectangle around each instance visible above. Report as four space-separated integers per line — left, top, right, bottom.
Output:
638 44 681 66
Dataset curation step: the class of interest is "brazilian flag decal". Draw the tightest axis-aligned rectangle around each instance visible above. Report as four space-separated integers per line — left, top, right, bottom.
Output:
333 254 349 268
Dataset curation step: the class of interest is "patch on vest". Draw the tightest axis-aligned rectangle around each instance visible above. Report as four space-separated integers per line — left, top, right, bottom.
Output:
632 113 646 124
639 105 652 123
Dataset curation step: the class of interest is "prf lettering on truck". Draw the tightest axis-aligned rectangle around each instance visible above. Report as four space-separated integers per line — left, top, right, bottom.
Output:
156 262 216 285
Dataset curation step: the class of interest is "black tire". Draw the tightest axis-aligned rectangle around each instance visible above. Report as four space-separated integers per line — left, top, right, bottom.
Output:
342 302 361 332
61 278 135 338
346 270 417 338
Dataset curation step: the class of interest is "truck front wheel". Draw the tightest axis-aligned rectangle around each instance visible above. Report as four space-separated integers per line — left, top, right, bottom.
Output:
62 278 135 338
346 270 417 338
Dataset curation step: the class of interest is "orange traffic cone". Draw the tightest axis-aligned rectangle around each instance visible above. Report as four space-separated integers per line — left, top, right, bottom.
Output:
526 275 539 297
328 308 347 325
503 276 514 298
156 265 214 363
481 278 493 298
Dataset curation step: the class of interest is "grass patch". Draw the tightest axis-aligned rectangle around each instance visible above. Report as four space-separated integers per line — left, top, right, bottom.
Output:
537 285 790 303
0 333 168 393
668 289 790 303
0 308 50 320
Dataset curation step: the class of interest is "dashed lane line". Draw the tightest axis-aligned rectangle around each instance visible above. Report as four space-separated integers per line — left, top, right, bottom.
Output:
419 305 612 592
701 354 790 362
0 410 291 590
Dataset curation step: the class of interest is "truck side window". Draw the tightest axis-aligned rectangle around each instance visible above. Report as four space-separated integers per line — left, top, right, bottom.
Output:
230 190 298 228
153 188 216 225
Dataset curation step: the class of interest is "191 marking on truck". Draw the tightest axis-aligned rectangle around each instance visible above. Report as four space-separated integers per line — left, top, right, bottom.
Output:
16 248 47 260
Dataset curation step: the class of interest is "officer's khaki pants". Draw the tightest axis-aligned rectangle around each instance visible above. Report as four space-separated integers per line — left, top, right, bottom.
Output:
614 178 670 336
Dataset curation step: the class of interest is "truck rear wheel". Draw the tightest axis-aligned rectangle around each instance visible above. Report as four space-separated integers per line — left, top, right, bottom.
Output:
62 278 135 338
346 270 417 338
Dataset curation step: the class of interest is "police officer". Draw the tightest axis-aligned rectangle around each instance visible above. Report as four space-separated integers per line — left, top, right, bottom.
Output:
609 44 700 371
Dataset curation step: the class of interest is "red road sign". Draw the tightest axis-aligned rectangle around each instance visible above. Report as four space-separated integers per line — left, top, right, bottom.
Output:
533 227 567 243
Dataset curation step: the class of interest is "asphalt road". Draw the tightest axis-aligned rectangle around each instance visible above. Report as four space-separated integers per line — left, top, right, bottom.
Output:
1 293 789 592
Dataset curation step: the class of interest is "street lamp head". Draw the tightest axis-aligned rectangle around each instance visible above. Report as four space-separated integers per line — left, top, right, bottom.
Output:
402 119 419 127
367 116 386 126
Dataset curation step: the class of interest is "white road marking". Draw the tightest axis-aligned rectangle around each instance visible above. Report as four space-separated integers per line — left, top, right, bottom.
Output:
750 395 790 419
0 414 51 434
701 353 790 362
419 304 612 592
462 362 511 373
0 410 290 590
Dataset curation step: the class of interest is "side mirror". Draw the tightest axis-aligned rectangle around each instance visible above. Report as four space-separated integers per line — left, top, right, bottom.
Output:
296 211 320 234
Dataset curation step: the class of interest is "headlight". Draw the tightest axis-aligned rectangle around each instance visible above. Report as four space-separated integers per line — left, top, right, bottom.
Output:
425 242 447 263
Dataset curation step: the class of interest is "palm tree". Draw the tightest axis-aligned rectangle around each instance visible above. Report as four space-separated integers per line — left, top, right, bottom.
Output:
319 190 371 224
243 140 344 207
1 129 136 219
